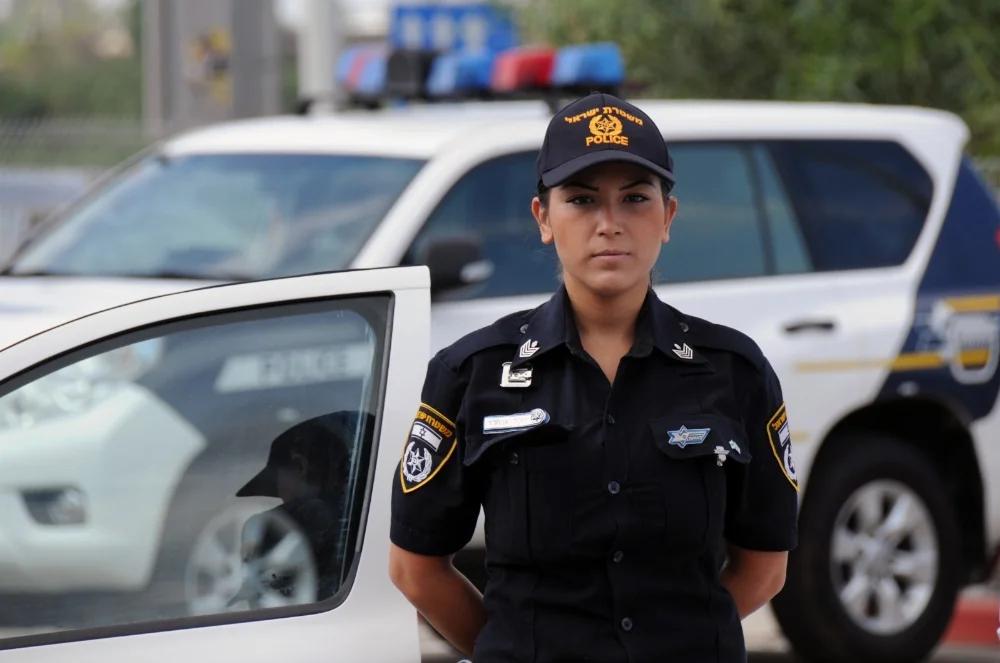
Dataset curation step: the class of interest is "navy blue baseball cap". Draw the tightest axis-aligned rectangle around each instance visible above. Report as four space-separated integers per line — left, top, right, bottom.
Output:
236 411 362 498
536 92 674 188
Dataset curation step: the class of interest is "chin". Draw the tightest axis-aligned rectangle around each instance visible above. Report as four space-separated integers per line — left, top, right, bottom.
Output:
579 271 646 298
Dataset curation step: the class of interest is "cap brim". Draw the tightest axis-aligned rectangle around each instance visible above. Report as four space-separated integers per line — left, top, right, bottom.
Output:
541 150 675 188
235 465 279 498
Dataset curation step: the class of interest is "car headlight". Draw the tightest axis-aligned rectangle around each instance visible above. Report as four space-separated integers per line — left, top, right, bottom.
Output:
0 338 164 431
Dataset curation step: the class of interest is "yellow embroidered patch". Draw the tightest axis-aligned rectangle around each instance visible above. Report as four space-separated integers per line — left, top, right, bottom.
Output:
400 403 458 494
766 402 798 491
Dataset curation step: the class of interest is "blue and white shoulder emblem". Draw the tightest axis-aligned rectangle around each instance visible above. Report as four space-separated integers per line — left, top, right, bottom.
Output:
667 425 711 448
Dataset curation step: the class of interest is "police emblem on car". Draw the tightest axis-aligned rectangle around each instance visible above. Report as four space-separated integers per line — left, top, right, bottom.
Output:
667 425 710 448
400 403 456 493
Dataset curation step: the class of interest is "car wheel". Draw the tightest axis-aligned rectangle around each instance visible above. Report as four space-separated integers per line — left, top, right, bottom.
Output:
184 501 318 616
771 433 963 663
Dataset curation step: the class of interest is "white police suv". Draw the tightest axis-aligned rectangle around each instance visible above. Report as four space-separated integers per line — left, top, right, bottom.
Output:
0 39 997 663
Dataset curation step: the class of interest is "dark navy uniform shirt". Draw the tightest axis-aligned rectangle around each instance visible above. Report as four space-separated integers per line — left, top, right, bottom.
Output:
390 285 799 663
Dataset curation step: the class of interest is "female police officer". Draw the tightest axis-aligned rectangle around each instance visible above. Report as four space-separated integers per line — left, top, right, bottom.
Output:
388 92 799 663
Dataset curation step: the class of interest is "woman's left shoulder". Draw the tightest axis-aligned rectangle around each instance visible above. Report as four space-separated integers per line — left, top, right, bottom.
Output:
669 307 769 374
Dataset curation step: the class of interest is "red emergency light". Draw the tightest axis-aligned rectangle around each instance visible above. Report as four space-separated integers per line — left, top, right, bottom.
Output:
490 46 556 93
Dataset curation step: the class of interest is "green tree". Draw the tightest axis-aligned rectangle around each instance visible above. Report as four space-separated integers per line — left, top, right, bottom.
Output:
517 0 1000 154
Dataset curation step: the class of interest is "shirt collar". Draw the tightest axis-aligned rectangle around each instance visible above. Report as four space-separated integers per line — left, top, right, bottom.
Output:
511 285 571 367
511 285 709 367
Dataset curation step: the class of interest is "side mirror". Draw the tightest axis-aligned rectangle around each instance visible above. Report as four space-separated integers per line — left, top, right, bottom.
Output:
417 236 494 294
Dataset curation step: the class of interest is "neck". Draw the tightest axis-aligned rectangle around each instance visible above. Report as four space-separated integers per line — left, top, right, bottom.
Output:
564 277 649 342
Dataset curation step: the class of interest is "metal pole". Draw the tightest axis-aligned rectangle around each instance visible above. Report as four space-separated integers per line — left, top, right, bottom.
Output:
297 0 344 113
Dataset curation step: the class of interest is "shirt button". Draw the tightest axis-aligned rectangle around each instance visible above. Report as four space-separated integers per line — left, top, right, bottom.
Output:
510 452 519 465
606 413 616 425
608 481 620 495
621 617 633 631
612 550 624 563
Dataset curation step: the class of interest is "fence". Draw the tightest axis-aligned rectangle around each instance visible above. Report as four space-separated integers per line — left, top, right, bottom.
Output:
0 118 154 170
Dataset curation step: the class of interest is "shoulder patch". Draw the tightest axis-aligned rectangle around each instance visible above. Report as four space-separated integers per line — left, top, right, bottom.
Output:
400 403 458 493
435 310 532 373
766 402 798 491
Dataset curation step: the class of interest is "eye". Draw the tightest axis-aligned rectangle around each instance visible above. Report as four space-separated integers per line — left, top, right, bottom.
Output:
624 193 650 203
566 195 595 205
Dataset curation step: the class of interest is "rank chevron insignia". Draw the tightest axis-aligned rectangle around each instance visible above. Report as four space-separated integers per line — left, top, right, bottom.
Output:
672 343 694 359
519 339 539 358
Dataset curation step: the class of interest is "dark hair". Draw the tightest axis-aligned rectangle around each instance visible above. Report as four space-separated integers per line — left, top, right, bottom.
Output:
535 177 674 207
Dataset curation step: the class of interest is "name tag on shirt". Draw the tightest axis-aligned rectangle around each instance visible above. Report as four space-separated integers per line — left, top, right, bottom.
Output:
483 408 550 434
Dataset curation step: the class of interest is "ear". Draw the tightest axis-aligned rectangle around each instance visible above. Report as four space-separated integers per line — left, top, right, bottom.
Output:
531 196 554 245
662 195 678 244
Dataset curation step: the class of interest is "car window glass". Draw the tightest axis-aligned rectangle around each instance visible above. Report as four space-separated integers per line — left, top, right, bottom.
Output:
752 145 813 275
10 154 426 280
0 296 388 641
402 151 560 299
764 140 933 270
654 143 767 283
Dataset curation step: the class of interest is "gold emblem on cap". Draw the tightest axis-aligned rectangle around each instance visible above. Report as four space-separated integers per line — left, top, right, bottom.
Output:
586 114 628 147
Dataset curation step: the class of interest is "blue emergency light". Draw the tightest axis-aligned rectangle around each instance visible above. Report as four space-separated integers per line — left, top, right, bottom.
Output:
337 44 385 89
336 4 628 109
426 52 494 98
550 43 625 91
352 54 388 101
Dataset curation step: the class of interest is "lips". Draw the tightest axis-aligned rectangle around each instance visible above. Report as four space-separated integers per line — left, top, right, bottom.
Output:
593 250 629 257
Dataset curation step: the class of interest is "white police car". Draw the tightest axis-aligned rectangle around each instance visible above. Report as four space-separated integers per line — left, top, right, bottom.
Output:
0 39 998 663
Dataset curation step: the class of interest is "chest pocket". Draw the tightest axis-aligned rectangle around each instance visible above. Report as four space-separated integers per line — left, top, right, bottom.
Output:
646 413 751 555
464 419 579 562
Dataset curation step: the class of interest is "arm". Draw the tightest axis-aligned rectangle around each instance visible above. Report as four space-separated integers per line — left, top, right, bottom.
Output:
389 355 485 656
723 357 799 619
721 544 787 619
388 545 486 657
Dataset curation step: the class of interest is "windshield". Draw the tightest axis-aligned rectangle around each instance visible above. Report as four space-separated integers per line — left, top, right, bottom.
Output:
6 153 426 280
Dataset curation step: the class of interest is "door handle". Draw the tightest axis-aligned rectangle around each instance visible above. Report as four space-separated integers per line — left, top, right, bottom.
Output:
783 319 836 334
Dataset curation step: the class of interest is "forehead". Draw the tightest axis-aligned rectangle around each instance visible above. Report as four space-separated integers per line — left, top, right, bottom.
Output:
561 161 658 185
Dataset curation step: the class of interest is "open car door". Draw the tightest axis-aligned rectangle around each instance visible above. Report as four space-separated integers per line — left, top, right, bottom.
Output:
0 267 430 663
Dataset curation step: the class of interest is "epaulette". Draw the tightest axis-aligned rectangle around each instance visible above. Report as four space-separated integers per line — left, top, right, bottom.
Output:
433 308 534 372
671 306 767 372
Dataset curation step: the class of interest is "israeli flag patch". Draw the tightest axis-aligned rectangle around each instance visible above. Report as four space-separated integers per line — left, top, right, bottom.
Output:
667 425 711 448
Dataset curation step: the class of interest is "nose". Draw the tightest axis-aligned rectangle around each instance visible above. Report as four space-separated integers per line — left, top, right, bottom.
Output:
595 204 623 235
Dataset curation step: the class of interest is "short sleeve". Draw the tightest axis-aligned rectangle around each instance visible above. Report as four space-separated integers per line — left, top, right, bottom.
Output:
390 354 482 556
724 358 799 552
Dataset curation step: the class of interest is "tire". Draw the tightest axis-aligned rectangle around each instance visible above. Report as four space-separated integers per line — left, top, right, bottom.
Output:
771 433 963 663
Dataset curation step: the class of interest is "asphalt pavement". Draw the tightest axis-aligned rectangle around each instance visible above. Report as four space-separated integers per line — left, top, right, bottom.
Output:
418 604 999 663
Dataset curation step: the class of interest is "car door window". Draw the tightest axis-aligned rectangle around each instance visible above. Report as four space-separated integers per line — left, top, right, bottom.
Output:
763 140 934 271
751 144 813 275
654 143 768 283
402 151 560 299
0 295 389 640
